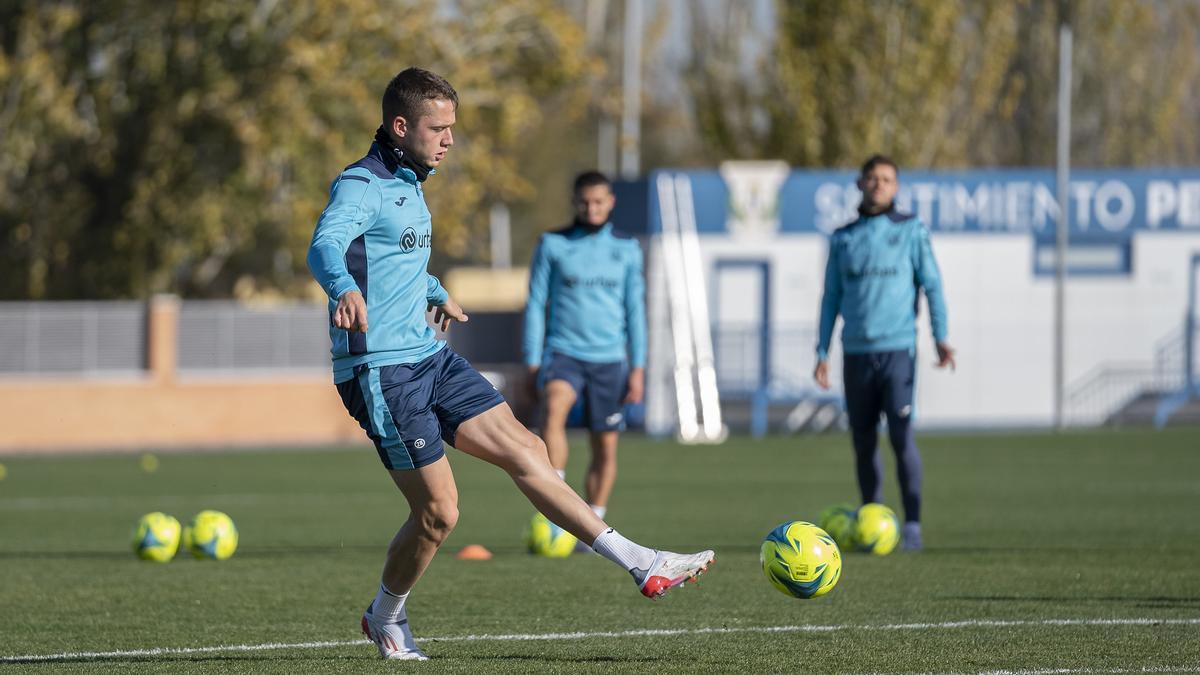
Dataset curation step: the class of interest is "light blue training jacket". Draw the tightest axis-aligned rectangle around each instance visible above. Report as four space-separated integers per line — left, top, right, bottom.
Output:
817 206 949 360
523 222 647 368
307 142 449 384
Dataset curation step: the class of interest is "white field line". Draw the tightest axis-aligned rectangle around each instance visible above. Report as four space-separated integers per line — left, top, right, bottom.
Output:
2 617 1198 664
964 662 1200 667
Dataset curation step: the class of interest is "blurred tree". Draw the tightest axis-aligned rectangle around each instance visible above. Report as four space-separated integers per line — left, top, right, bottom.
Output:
682 0 1200 170
688 0 1022 168
0 0 595 300
996 0 1200 166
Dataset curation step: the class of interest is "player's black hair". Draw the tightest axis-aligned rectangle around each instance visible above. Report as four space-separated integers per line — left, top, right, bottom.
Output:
382 68 459 125
860 154 899 177
573 170 612 195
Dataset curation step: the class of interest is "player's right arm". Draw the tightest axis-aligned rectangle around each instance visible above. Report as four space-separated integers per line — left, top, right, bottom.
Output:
522 235 552 395
523 236 552 367
306 173 381 333
814 234 843 389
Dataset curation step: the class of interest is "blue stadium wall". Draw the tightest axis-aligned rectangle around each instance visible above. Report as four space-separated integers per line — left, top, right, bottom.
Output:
612 167 1200 432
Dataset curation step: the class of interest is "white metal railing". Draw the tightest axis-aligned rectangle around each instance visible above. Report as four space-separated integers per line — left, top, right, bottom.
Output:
177 301 330 372
0 302 145 375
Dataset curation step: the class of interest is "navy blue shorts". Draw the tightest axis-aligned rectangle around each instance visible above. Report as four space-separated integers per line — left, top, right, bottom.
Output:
842 349 916 430
542 352 628 432
336 347 506 470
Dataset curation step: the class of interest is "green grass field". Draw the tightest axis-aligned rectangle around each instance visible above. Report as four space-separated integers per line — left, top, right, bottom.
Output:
2 428 1199 673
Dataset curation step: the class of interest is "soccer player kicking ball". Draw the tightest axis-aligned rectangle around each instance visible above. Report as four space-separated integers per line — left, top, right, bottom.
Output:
813 154 956 552
307 68 713 661
523 171 646 552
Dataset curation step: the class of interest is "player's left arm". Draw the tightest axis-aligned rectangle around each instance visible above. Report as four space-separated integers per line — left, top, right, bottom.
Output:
426 274 468 332
913 223 956 370
623 241 648 404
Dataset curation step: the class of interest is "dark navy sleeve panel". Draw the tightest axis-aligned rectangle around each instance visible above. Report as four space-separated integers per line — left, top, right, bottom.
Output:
522 233 553 366
911 221 949 343
623 238 648 367
816 229 845 361
307 169 382 301
345 155 395 180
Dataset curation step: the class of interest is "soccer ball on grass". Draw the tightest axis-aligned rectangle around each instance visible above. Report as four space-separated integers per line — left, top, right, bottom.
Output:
818 503 858 551
183 510 239 560
854 503 899 555
525 512 576 558
132 512 181 562
760 521 842 599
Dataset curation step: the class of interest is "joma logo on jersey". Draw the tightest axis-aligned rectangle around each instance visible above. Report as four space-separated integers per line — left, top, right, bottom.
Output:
400 227 432 254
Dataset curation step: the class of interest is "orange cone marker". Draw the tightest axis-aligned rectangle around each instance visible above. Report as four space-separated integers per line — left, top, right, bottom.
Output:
456 544 493 560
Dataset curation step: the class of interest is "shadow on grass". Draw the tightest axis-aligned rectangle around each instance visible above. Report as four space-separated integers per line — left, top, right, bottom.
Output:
0 545 385 560
946 594 1200 609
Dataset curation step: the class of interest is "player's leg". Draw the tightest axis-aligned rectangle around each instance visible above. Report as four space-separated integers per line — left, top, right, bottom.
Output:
362 457 458 660
574 430 618 553
454 404 712 598
336 361 453 660
881 349 923 550
843 353 885 505
585 430 618 512
380 457 459 597
541 380 578 476
435 349 712 599
581 359 627 516
457 402 606 541
539 353 585 478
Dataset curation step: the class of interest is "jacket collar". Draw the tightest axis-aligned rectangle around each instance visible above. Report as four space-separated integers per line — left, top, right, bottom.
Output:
371 126 434 183
857 202 896 219
570 220 612 236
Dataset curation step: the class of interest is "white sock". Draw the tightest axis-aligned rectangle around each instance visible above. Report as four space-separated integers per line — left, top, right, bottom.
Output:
591 528 656 581
589 504 607 520
555 469 566 481
370 583 409 623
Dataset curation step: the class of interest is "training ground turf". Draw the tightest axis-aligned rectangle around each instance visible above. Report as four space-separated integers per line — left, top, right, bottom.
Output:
1 428 1199 673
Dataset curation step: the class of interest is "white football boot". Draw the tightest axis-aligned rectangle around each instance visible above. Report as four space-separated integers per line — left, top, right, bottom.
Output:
361 603 428 661
638 549 715 599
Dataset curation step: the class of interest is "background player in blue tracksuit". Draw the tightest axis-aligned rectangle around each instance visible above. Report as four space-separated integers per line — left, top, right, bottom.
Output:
523 171 647 547
308 69 712 661
814 154 957 551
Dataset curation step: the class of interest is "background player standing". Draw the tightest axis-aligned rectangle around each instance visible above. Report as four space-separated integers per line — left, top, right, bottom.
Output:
813 154 956 551
307 68 712 661
523 171 647 549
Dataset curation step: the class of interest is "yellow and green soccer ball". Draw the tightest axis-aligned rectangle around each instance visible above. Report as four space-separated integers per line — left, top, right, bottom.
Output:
525 512 576 558
132 512 181 562
183 510 239 560
760 521 842 599
854 503 900 555
818 504 858 551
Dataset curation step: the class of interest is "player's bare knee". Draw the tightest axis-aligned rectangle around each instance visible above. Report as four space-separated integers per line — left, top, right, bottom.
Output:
505 434 550 476
417 499 459 542
590 449 619 470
